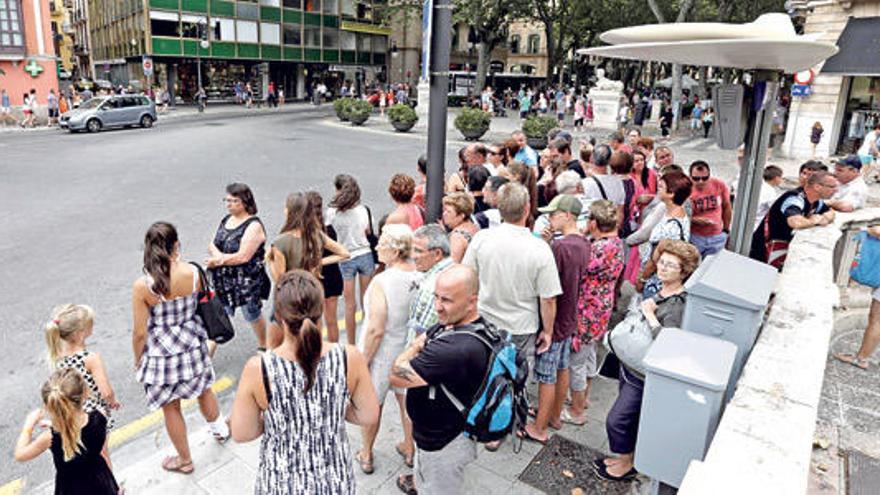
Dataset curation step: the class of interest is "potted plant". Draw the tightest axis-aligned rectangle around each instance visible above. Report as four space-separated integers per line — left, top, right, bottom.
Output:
347 99 372 126
333 97 354 121
387 103 418 132
522 115 557 150
454 107 491 141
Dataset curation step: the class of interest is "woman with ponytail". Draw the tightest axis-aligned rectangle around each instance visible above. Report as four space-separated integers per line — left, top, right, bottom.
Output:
230 270 380 495
132 221 229 475
15 369 120 494
265 192 350 348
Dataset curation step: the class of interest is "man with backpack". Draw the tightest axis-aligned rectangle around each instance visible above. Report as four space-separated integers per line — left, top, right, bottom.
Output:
390 265 495 495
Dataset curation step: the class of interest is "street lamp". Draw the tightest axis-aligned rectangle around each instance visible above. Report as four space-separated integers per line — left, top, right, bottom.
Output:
196 22 210 92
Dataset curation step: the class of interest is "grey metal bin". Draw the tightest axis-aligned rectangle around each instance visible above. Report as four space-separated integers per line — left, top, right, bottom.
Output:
634 328 737 489
681 249 777 400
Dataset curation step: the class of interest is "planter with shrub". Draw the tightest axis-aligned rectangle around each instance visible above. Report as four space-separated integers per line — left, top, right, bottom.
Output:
454 107 491 141
522 115 557 150
388 103 418 132
347 99 373 126
333 97 355 121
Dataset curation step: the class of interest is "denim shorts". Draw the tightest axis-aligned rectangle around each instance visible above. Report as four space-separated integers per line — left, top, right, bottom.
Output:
338 252 375 281
224 299 263 323
534 337 571 384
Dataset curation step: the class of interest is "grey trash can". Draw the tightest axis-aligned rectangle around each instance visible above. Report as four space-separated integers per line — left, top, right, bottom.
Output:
634 328 737 489
681 249 777 401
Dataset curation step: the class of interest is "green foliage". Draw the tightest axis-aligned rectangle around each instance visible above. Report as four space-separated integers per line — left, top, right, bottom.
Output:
454 107 491 132
387 104 418 124
347 99 373 124
333 97 355 121
522 115 557 139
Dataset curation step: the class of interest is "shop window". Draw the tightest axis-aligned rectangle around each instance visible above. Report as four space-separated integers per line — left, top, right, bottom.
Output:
236 20 258 42
282 0 301 9
340 0 354 17
149 10 179 38
527 34 539 54
236 3 259 19
304 0 319 12
356 33 370 52
322 26 338 48
340 30 355 50
180 14 207 39
509 34 520 54
260 22 280 44
322 0 336 15
283 23 301 45
260 0 280 6
212 17 235 41
304 24 320 46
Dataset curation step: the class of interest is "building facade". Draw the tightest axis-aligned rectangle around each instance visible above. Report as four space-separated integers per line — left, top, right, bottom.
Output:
506 21 548 77
782 0 880 159
49 0 74 76
88 0 390 101
0 0 60 108
70 0 91 78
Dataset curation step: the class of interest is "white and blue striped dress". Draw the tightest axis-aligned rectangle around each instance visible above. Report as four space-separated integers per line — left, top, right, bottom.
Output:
257 345 353 495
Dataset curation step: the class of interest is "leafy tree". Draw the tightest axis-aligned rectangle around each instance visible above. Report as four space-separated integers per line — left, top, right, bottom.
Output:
453 0 526 91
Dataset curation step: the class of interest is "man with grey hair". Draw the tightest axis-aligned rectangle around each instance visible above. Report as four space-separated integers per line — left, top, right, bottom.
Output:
582 143 625 207
463 182 561 421
408 224 454 340
533 171 590 239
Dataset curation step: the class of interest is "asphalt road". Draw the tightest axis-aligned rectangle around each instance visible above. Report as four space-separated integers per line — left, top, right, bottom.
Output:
0 106 459 487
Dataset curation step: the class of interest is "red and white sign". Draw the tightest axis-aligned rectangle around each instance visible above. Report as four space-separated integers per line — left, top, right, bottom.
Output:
142 56 154 77
793 69 814 85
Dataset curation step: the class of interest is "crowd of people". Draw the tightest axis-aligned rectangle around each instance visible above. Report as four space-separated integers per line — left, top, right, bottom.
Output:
11 116 879 494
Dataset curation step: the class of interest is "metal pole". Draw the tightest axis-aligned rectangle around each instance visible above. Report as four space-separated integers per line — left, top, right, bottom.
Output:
729 70 779 255
425 0 452 222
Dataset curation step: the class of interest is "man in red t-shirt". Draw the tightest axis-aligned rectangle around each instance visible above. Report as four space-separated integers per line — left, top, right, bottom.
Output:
689 160 732 257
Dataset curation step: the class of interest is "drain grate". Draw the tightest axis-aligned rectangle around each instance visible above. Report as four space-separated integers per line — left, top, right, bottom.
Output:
518 435 642 495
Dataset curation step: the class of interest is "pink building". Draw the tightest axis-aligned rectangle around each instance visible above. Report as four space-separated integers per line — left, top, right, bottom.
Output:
0 0 59 108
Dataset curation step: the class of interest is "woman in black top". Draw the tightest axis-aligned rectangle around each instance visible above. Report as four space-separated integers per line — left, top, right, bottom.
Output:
15 369 119 495
206 183 270 350
308 191 346 343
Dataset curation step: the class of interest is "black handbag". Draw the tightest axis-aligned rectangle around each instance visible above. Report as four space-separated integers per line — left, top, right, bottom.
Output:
364 205 380 264
190 262 235 344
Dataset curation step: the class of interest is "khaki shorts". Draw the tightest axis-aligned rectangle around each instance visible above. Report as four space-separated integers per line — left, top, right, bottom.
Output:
569 340 598 392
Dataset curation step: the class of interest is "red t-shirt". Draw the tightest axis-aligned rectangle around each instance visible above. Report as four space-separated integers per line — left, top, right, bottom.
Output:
690 178 730 237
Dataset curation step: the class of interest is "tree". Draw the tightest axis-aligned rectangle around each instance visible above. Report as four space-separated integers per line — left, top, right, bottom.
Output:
646 0 697 130
453 0 525 91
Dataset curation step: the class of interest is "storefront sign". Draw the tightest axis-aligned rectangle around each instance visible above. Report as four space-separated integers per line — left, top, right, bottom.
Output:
340 21 392 36
142 56 154 77
24 59 44 78
791 84 812 97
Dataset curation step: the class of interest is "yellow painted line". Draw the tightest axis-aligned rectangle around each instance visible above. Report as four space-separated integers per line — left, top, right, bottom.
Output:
0 479 22 495
108 375 235 449
325 311 362 336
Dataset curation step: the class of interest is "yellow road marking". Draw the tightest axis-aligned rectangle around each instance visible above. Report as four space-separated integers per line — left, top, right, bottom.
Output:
0 479 22 495
324 311 362 336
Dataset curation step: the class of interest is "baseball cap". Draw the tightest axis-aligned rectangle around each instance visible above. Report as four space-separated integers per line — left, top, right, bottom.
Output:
834 154 862 170
538 194 583 216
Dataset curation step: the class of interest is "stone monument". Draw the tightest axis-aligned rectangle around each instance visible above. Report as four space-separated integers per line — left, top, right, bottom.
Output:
588 69 624 130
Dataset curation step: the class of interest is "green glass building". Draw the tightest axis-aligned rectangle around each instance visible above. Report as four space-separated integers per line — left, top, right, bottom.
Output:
88 0 390 101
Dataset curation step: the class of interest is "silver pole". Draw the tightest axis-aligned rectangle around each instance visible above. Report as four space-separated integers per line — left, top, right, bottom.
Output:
425 0 452 223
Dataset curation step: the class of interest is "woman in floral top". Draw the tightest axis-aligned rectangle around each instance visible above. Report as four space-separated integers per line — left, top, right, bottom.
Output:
563 200 625 426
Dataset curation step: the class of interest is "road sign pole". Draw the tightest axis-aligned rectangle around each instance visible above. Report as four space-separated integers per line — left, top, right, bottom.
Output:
425 0 452 223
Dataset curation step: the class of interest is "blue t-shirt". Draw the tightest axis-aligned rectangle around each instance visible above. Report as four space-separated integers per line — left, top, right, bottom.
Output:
515 146 538 167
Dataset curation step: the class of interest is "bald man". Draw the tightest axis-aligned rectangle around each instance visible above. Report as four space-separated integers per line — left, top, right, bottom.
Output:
390 265 490 495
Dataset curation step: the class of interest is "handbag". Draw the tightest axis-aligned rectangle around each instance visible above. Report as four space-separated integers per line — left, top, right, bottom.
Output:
364 205 380 264
190 262 236 344
851 230 880 288
603 295 656 376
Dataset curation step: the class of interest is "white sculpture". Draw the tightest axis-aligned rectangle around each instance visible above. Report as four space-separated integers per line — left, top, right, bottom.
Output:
593 68 625 93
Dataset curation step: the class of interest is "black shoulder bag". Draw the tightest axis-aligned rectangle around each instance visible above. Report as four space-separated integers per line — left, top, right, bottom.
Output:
190 262 235 344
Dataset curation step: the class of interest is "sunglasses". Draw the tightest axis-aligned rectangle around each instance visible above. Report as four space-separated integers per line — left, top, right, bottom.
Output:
691 176 710 182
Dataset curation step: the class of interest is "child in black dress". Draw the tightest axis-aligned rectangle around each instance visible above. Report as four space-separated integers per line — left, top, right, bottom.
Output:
810 121 824 158
14 369 120 494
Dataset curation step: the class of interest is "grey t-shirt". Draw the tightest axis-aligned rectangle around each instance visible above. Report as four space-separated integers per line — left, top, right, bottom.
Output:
582 174 626 206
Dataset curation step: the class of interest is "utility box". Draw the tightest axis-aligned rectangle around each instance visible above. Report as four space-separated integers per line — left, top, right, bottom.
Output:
635 328 737 488
681 249 777 401
712 84 745 150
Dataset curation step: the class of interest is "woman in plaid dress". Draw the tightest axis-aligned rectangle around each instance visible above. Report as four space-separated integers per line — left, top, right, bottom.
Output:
132 222 229 475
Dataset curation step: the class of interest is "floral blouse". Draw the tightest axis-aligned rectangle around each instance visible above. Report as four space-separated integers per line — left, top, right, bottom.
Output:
577 237 626 342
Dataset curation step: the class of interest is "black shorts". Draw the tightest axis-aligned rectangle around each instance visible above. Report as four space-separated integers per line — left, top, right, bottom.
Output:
49 108 59 118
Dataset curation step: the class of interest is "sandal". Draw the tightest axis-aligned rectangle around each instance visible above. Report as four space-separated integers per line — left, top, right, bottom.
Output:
395 443 414 468
516 426 548 446
356 451 374 475
396 474 418 495
484 440 502 452
593 461 637 482
834 353 869 370
161 456 194 475
560 409 588 426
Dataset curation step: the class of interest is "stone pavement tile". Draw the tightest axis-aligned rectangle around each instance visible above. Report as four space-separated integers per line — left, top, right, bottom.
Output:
114 449 208 495
584 377 619 423
474 436 544 480
225 437 261 471
196 456 256 495
843 407 880 436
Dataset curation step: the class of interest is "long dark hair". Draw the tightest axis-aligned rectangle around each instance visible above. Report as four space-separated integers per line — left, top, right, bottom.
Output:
226 183 258 214
633 150 650 188
305 191 325 232
274 270 324 392
143 221 178 296
280 192 323 275
330 174 361 211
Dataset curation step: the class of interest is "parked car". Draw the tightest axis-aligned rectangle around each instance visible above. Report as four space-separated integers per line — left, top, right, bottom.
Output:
60 95 157 133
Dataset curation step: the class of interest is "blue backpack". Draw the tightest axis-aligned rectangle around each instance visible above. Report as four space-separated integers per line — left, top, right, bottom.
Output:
851 231 880 288
431 321 530 446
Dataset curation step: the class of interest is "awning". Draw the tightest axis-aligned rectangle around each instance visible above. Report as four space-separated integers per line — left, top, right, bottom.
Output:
821 17 880 76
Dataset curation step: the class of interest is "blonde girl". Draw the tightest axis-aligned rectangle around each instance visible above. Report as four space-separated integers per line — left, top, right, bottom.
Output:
46 304 120 432
14 369 120 494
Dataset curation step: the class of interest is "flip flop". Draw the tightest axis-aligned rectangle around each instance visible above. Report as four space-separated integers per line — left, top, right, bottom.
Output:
560 409 588 426
833 353 869 370
161 456 194 475
593 462 637 482
396 474 418 495
484 440 502 452
516 427 548 446
395 444 414 468
356 451 374 475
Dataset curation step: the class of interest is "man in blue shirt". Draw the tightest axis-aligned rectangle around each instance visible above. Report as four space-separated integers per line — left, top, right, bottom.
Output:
512 130 538 167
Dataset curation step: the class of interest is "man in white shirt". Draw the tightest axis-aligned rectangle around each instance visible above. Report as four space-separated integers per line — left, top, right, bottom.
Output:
827 154 869 212
857 123 879 166
753 165 785 232
581 144 626 222
463 182 562 368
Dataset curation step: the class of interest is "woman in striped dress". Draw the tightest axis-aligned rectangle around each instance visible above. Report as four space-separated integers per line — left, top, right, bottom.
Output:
132 222 229 475
230 270 380 494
